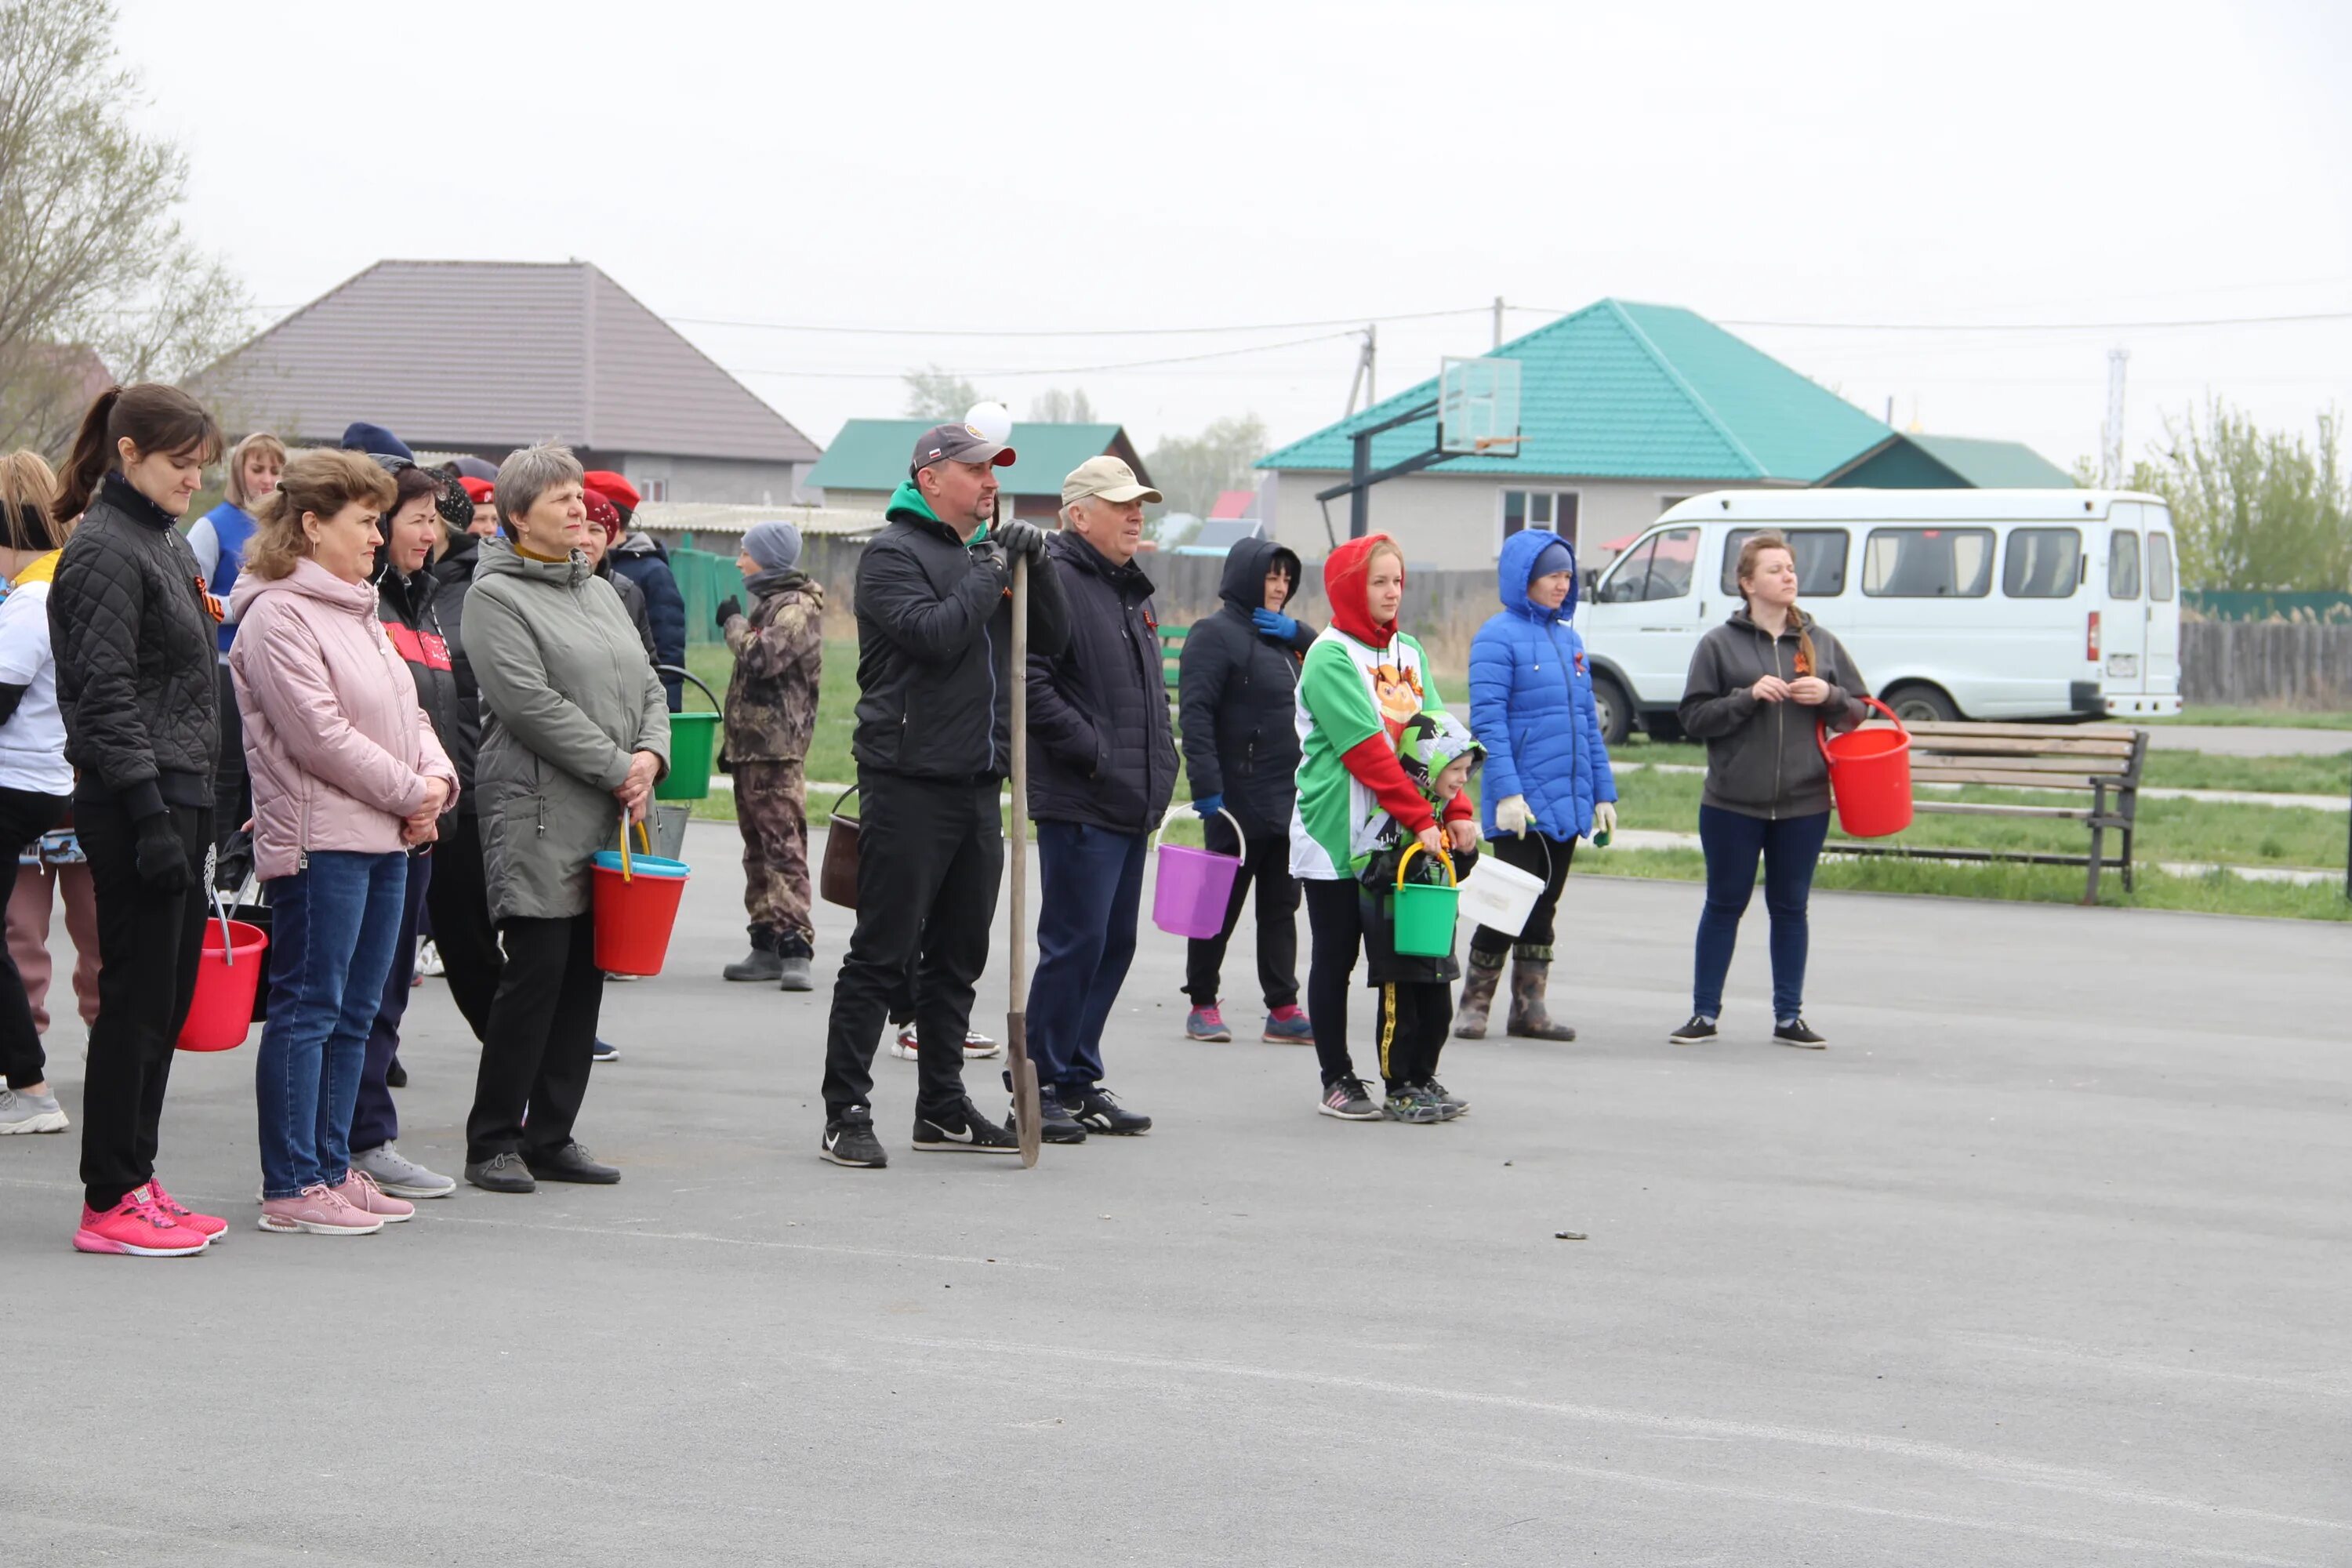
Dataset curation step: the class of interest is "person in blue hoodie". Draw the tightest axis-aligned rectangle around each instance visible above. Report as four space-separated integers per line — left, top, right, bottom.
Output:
186 430 286 884
1458 528 1618 1041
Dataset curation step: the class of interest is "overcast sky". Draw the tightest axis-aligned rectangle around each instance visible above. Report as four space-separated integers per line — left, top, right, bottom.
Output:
114 0 2352 474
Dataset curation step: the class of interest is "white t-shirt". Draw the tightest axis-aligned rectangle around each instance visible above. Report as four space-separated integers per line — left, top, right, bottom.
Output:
0 572 73 796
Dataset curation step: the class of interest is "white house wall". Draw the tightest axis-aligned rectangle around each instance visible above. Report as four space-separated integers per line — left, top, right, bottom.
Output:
619 455 812 507
1263 470 1792 568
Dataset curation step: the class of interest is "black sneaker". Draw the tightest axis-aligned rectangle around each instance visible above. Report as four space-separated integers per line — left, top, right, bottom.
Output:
913 1097 1019 1154
1063 1084 1151 1136
524 1140 620 1184
1773 1018 1828 1049
1669 1014 1719 1045
822 1107 888 1167
464 1151 535 1194
385 1055 407 1089
1317 1076 1382 1121
591 1039 619 1063
1008 1083 1087 1145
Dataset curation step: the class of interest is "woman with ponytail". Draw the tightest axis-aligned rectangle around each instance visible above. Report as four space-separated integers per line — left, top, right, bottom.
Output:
47 383 227 1257
1670 532 1870 1051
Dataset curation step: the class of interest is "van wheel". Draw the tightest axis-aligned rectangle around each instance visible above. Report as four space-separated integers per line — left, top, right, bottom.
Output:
1592 675 1632 748
1882 683 1959 724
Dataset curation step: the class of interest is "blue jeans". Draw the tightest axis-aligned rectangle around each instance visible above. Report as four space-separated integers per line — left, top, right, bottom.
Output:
1024 822 1148 1093
1693 805 1829 1024
255 851 408 1200
350 848 431 1155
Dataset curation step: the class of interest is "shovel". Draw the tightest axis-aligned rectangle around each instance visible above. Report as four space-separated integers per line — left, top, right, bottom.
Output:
1005 540 1043 1167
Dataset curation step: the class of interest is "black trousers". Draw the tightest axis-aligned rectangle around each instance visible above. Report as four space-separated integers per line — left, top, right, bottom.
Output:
1468 832 1577 961
78 798 212 1210
1183 825 1301 1011
822 771 1000 1119
464 913 601 1163
211 663 249 883
1302 877 1367 1088
1374 980 1452 1092
0 786 69 1088
423 814 503 1043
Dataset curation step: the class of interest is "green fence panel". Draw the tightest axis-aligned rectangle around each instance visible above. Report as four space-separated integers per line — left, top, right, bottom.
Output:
2184 590 2352 624
669 546 748 646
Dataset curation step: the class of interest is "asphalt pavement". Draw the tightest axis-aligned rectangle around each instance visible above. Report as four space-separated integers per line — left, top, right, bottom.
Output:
5 818 2347 1566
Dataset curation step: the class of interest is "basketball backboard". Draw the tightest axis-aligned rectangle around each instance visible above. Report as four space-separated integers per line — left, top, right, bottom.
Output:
1437 356 1523 456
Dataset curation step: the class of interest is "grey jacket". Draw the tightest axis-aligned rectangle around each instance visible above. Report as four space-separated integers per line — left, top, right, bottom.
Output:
463 541 670 921
1676 607 1869 820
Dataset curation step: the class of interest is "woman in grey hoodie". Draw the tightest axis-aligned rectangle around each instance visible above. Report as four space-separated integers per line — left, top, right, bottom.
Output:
459 445 669 1195
1668 532 1868 1051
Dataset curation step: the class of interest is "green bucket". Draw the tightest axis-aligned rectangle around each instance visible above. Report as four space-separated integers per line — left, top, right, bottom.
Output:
656 713 720 801
1390 842 1460 958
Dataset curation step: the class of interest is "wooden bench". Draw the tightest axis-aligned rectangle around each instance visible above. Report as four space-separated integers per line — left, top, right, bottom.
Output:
1828 721 2149 903
1157 624 1188 692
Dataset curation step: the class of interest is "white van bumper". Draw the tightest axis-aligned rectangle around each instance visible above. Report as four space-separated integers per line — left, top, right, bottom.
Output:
2104 692 2180 717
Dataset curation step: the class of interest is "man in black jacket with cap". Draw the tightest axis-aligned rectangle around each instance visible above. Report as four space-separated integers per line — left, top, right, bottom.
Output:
818 423 1068 1168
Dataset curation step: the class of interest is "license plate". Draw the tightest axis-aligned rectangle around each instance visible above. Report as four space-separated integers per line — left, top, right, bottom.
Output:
2107 654 2139 678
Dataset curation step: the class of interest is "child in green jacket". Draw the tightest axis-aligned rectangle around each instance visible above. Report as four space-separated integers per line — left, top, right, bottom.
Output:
1354 711 1484 1123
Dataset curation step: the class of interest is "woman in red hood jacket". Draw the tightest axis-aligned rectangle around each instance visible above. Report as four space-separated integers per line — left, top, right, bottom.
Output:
1288 534 1476 1122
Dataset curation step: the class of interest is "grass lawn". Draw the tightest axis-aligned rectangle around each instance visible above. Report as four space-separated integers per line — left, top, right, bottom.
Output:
2145 705 2352 731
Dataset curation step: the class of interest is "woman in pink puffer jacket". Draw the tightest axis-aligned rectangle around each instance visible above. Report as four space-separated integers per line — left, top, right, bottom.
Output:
227 449 458 1238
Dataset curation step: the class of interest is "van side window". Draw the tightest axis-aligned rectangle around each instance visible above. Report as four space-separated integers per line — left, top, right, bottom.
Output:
1862 528 1993 597
2149 532 2176 601
2003 528 2082 599
2108 530 2142 599
1722 528 1850 597
1599 528 1700 603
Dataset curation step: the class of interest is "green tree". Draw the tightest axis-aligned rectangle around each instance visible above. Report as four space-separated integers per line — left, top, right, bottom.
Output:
0 0 249 455
2128 398 2352 591
1028 387 1095 423
902 366 981 420
1143 413 1269 524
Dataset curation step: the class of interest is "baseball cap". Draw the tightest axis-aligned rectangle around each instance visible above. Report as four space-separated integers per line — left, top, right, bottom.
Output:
1061 455 1162 506
910 423 1015 476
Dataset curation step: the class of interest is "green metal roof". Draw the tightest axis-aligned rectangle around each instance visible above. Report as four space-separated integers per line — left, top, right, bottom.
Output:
1898 432 2074 488
1258 299 1894 482
805 418 1142 495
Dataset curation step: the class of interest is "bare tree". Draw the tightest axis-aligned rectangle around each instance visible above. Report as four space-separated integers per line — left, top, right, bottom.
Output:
0 0 252 454
1028 387 1095 423
1144 414 1269 522
902 365 982 421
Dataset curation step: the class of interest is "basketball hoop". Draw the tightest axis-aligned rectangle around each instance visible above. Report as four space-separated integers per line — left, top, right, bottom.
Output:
1472 434 1526 454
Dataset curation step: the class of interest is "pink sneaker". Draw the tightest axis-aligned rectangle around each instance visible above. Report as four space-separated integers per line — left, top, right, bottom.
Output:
257 1185 384 1236
148 1181 227 1246
72 1185 209 1257
332 1170 413 1224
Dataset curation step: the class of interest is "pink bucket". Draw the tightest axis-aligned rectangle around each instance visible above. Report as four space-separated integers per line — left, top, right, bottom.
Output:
1152 805 1247 939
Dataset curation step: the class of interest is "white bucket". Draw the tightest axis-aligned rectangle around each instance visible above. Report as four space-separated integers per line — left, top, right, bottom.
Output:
1455 851 1546 938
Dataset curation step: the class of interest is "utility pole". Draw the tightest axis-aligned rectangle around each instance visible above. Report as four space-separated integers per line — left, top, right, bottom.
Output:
1345 323 1377 417
1493 296 1504 350
2101 347 2130 488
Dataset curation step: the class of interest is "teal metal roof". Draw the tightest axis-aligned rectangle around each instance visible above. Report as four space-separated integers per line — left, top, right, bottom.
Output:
1258 299 1893 482
805 418 1141 495
1900 432 2074 488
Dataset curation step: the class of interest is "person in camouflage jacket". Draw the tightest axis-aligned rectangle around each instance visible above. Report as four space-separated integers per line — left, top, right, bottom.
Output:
715 521 824 990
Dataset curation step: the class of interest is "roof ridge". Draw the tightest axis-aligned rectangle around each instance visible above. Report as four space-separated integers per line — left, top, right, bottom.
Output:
1604 300 1765 477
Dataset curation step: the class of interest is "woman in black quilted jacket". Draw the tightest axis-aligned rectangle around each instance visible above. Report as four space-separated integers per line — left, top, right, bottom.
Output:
46 383 227 1258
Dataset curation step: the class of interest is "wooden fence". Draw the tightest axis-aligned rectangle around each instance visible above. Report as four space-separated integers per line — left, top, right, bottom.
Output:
2180 622 2352 708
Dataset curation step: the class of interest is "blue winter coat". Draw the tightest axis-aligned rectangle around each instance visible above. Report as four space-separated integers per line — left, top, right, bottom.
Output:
1468 529 1617 841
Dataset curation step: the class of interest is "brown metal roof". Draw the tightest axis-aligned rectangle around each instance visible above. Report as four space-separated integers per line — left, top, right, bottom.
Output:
198 260 822 464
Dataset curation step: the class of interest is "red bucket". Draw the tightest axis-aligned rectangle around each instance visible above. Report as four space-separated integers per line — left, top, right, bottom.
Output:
592 825 689 977
179 917 268 1052
1818 695 1914 838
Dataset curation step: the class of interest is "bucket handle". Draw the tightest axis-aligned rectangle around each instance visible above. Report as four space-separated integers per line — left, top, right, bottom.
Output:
1395 840 1458 891
615 818 654 883
206 880 236 967
828 784 860 821
1818 694 1906 768
654 664 724 713
1153 802 1247 859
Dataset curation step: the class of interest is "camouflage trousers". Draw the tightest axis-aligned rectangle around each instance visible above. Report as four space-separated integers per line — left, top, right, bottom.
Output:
734 758 812 942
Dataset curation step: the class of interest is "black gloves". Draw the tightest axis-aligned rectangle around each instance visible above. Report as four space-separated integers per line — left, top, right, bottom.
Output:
134 813 189 894
995 517 1051 564
968 537 1010 573
715 595 742 631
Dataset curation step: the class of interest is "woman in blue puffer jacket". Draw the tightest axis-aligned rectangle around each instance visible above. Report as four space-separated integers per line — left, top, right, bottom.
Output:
1459 528 1618 1040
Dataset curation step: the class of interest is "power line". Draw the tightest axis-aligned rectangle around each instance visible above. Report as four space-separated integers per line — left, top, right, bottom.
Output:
722 328 1362 381
666 306 1489 339
1708 307 2352 332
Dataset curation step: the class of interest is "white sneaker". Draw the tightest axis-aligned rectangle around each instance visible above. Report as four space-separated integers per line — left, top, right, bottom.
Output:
0 1086 68 1134
891 1024 1002 1061
415 938 444 978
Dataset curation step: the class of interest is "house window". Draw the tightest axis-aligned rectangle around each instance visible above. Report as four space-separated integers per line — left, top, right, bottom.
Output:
1498 489 1580 554
639 477 670 503
1863 527 1994 597
2002 528 2081 599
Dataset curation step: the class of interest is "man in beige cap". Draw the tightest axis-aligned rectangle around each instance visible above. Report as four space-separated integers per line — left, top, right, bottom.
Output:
1014 456 1180 1142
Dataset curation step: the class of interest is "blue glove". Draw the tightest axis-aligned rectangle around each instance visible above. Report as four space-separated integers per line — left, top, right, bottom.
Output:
1251 608 1300 642
1192 794 1225 819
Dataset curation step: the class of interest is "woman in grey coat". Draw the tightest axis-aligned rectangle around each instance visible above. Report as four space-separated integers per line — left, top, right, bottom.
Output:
460 445 669 1194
